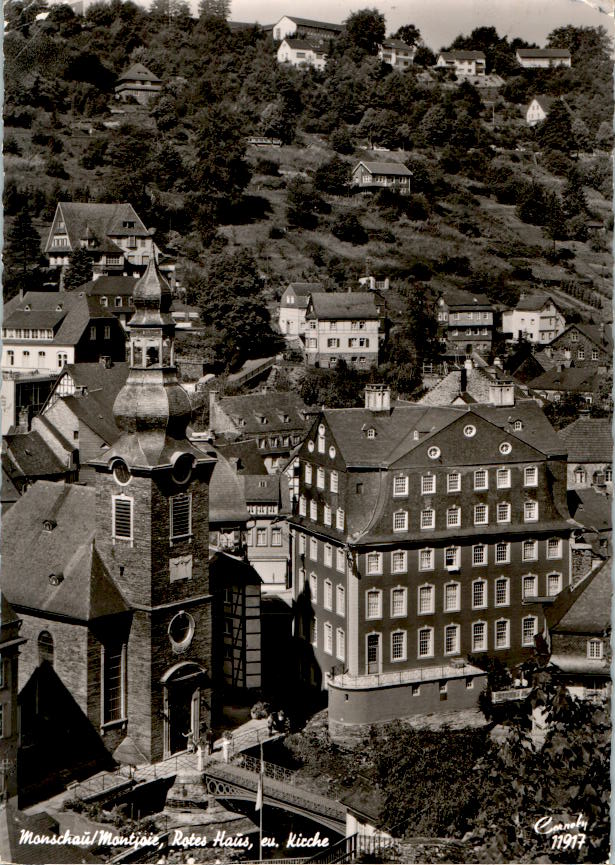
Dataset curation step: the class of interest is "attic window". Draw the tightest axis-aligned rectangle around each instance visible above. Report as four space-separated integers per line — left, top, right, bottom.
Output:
413 430 419 441
123 220 135 228
513 420 523 431
238 418 246 427
366 428 376 439
43 519 57 532
55 304 63 312
48 573 63 586
24 305 31 312
282 415 291 423
258 416 269 425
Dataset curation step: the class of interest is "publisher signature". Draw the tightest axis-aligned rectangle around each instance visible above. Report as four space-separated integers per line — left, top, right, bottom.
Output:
534 814 589 853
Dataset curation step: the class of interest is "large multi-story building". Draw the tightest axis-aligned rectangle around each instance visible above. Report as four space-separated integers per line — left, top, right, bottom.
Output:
502 293 566 345
436 290 494 356
304 293 384 370
289 384 573 737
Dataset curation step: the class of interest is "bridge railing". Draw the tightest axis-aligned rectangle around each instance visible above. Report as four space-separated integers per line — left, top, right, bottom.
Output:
306 833 396 864
233 753 296 785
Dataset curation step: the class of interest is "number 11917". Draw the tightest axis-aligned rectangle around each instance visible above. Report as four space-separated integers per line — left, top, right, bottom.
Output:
551 834 586 851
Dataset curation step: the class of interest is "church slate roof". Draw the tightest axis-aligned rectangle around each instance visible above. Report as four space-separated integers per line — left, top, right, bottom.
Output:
1 482 128 622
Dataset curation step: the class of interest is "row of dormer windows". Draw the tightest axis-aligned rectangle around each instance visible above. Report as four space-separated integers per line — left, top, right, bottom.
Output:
393 466 538 497
3 328 54 340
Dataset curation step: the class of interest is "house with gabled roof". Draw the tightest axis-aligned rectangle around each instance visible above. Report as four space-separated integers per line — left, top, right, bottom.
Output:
528 366 600 404
290 383 573 737
81 276 138 329
436 50 486 76
559 414 612 491
278 282 324 338
501 293 566 345
526 95 556 126
378 38 415 69
516 48 571 69
277 38 327 70
271 15 343 43
540 322 612 371
436 289 494 355
114 63 162 104
305 292 384 369
351 161 412 194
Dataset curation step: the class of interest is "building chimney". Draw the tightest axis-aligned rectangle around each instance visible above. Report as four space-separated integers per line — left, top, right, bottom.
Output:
364 384 391 413
460 368 467 393
489 379 515 407
464 358 473 371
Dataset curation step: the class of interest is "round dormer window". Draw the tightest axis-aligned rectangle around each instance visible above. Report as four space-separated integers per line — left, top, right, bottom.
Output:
112 459 131 486
499 442 512 455
172 454 193 485
329 445 336 458
427 446 441 460
463 425 476 438
307 440 315 453
168 611 195 653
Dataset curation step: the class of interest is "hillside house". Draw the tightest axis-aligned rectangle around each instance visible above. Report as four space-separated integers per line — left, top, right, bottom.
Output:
114 63 162 104
436 51 486 76
526 95 555 126
305 292 383 369
271 15 343 42
436 290 494 355
502 294 566 345
277 39 327 70
528 367 600 404
81 276 138 329
559 414 612 492
351 162 412 194
540 323 612 371
378 39 415 69
278 282 324 338
516 48 571 69
291 385 572 734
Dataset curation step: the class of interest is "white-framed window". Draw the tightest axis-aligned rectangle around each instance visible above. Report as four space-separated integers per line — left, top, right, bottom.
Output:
464 424 476 438
427 446 440 460
497 468 511 489
474 469 488 491
336 627 345 661
318 426 325 453
324 579 333 610
336 508 345 530
298 567 306 587
324 504 332 526
393 475 408 496
495 542 510 564
447 471 461 492
524 501 538 522
309 572 318 603
366 552 382 575
446 506 461 528
391 587 407 617
310 500 318 521
418 584 435 615
336 585 345 616
522 540 538 561
305 463 312 484
495 577 510 607
336 548 346 572
495 619 510 650
421 508 435 530
472 544 487 566
112 495 133 541
472 621 487 652
309 537 318 560
444 581 460 612
522 615 537 646
587 638 603 659
256 528 267 546
522 575 538 599
513 420 523 431
366 589 382 619
547 538 562 559
524 466 538 487
330 471 338 493
421 474 436 494
391 630 407 662
418 627 434 658
419 548 434 571
271 528 282 547
591 349 599 361
472 579 487 609
547 572 562 596
102 642 126 724
391 550 407 573
299 534 306 555
444 624 460 655
324 622 333 655
577 349 584 360
474 504 488 525
170 493 192 541
571 331 578 343
393 510 408 532
299 495 307 517
316 467 325 489
497 502 511 523
324 544 333 567
574 466 587 485
444 546 460 568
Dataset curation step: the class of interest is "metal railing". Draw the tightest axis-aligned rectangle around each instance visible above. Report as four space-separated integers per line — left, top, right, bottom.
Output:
491 687 532 704
306 833 396 864
330 663 481 690
234 753 295 785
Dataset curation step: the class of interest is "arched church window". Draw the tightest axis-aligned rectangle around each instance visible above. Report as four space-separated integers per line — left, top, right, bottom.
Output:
146 345 159 367
132 344 143 366
38 631 54 666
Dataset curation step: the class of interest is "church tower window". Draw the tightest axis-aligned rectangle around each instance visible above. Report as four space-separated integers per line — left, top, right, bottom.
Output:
170 493 192 541
113 495 133 541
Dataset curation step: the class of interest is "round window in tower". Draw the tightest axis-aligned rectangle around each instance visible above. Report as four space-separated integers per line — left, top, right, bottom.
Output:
112 459 131 486
168 611 195 653
172 454 193 485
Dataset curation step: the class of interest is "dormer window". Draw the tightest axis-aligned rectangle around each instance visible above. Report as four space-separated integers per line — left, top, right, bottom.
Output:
258 416 268 425
513 420 523 431
24 304 31 311
43 519 57 532
366 428 376 439
48 573 63 586
56 304 63 312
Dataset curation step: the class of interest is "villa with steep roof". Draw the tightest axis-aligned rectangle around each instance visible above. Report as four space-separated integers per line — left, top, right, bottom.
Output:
290 383 574 737
541 322 613 371
378 38 415 69
114 63 162 104
526 95 556 126
278 282 324 338
502 294 566 345
277 38 327 70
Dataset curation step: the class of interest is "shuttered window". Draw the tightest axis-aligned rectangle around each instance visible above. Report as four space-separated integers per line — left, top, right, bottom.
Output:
170 494 192 540
113 496 132 540
103 644 125 723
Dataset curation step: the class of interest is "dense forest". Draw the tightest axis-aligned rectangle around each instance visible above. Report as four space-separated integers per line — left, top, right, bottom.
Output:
3 1 613 382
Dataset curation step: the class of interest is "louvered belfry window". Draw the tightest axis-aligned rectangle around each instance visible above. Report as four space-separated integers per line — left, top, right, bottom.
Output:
113 497 132 539
171 493 192 540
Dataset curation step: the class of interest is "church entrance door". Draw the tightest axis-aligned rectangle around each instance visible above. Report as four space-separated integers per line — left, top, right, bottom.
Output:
162 663 205 759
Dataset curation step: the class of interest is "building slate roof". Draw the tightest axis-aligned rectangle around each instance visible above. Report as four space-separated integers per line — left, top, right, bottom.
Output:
567 488 612 533
209 450 251 525
1 482 128 622
282 283 325 308
439 50 486 61
215 392 311 435
559 416 612 462
2 292 120 347
82 276 138 296
515 292 560 311
117 63 161 83
215 440 268 475
355 161 412 177
242 474 281 504
284 38 320 50
528 367 599 393
417 368 494 406
1 469 20 504
381 38 414 51
45 202 150 254
528 95 555 113
284 16 343 31
308 292 381 320
517 48 571 58
3 431 67 478
441 288 491 309
550 560 611 635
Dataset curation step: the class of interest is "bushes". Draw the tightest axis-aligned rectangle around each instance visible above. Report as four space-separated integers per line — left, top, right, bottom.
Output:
331 213 368 245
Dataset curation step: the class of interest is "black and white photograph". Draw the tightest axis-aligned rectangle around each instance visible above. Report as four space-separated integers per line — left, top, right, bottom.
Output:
0 0 613 861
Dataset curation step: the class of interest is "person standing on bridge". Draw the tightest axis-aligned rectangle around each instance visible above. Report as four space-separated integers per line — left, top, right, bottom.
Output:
267 713 274 737
206 727 215 755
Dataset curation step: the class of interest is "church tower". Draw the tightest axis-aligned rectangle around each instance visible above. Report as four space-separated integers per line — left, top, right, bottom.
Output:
91 259 216 762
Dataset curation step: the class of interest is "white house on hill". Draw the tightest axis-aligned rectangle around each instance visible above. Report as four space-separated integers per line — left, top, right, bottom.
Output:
277 38 327 70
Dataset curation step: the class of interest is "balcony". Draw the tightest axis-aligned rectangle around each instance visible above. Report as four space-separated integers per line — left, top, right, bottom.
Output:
491 687 532 704
329 660 484 690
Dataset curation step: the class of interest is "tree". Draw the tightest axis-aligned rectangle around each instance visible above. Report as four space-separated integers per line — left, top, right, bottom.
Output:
197 0 229 18
63 247 94 290
3 208 42 300
149 0 190 21
286 178 329 230
516 182 548 226
539 100 574 153
393 24 420 46
343 8 385 57
331 213 368 245
544 192 567 243
562 166 588 219
313 156 351 196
